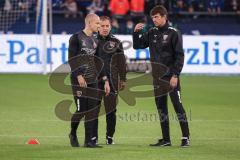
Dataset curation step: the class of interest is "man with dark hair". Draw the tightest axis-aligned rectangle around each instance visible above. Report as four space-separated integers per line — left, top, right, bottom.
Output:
92 16 127 145
150 4 168 16
68 13 110 148
132 5 190 147
144 0 169 15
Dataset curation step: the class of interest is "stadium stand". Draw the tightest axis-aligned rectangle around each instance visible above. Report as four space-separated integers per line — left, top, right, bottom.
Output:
0 0 240 35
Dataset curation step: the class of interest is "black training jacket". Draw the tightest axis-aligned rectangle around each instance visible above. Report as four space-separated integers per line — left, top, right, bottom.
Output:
97 34 127 84
68 31 105 85
133 23 184 77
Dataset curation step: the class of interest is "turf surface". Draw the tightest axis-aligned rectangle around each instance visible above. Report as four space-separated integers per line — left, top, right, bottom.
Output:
0 73 240 160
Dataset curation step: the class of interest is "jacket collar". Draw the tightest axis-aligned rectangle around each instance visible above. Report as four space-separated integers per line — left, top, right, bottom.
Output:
98 33 111 40
157 23 169 32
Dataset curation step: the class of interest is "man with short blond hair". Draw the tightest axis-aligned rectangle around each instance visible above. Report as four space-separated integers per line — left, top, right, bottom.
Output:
68 13 110 148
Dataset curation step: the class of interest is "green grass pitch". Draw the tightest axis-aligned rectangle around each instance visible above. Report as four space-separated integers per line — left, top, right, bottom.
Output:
0 73 240 160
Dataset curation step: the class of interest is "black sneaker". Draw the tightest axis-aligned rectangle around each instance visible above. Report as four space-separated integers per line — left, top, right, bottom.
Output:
181 137 190 147
84 141 103 148
69 134 80 147
106 136 115 145
150 139 171 147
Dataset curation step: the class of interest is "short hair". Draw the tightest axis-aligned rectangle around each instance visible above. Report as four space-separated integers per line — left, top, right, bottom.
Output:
85 13 99 24
100 16 111 23
150 5 168 16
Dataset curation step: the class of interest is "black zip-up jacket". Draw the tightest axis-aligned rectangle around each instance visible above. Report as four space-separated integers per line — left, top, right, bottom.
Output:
133 23 184 77
68 31 105 86
97 34 127 86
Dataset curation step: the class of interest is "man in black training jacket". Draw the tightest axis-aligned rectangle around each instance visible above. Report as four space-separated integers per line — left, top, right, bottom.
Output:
68 13 110 148
133 5 190 147
92 16 127 145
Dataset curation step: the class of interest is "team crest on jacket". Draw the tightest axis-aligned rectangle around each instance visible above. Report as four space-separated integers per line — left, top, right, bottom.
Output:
163 35 168 41
163 34 168 43
76 90 82 97
109 41 116 49
103 41 117 53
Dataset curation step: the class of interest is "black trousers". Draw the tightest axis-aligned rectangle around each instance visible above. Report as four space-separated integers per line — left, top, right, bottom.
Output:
154 77 190 141
70 83 100 144
93 82 118 139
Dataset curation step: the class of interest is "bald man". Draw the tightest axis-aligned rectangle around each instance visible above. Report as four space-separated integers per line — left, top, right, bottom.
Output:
68 13 110 148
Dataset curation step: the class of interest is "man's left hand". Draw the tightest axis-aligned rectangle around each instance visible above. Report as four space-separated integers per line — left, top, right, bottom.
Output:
170 76 178 89
104 81 110 96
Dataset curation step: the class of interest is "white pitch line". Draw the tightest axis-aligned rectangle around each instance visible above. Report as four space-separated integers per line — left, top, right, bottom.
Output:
0 120 62 122
0 135 239 141
0 120 240 122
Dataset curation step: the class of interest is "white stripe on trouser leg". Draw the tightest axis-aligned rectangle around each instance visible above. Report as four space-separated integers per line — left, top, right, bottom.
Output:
77 98 80 111
177 91 182 103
